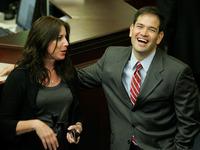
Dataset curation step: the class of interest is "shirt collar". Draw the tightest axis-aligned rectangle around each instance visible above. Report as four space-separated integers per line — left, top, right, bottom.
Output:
130 50 156 72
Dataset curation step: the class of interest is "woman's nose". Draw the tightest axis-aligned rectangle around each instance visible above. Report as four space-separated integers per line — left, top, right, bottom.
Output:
64 38 69 46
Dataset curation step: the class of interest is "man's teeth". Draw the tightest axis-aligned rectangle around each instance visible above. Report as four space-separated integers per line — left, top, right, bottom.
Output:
138 38 148 43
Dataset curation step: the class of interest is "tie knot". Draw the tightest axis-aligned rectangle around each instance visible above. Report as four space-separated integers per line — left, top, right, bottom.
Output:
135 62 142 71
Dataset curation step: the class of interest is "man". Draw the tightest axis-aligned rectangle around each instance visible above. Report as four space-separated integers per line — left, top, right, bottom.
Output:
78 6 200 150
0 6 199 150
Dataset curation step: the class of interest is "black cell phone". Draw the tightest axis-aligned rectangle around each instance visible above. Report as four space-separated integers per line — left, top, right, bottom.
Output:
68 129 80 142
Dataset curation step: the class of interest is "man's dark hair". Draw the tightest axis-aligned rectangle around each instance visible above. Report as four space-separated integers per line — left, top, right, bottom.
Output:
133 6 165 32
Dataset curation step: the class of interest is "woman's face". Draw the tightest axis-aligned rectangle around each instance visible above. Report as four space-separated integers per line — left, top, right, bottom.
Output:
46 25 69 61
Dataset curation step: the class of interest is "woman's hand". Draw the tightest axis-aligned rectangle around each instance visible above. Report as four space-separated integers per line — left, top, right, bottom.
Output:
16 119 59 150
32 120 59 150
66 122 82 144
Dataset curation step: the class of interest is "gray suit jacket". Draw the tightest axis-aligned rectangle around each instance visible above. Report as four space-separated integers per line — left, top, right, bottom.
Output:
78 46 200 150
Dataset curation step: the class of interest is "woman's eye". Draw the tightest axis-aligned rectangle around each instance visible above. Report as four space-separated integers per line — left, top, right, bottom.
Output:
57 36 62 40
136 25 143 29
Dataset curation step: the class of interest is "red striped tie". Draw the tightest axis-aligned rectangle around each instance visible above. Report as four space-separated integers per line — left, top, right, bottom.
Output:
130 61 142 106
130 62 142 147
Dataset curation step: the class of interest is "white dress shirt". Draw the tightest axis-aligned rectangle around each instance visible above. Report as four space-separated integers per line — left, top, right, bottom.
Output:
122 49 156 96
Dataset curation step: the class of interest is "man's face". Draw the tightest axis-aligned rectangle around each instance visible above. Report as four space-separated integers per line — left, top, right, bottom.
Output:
129 13 164 59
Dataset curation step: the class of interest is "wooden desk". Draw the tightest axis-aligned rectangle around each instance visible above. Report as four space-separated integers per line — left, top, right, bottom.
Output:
50 0 136 42
52 0 135 65
0 31 27 64
0 0 136 64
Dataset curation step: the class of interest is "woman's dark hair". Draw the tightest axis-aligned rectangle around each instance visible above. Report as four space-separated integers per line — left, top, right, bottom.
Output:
17 15 75 85
133 6 165 32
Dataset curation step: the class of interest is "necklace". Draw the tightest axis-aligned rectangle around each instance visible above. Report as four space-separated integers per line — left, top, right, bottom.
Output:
49 69 55 85
48 69 61 86
50 80 54 84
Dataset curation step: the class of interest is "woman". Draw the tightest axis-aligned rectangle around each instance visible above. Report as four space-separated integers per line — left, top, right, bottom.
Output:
0 16 82 150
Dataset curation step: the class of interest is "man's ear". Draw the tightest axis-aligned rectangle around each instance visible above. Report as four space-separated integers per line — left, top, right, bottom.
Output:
156 31 164 45
129 24 133 37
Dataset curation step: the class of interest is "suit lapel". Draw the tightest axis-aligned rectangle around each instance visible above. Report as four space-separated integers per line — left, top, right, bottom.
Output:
115 46 133 107
137 49 164 106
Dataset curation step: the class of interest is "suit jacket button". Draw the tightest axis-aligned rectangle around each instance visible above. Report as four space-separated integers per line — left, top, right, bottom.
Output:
128 139 131 144
131 107 136 112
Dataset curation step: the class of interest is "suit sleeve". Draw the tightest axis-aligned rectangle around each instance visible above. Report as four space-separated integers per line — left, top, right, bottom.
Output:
174 66 200 149
77 47 110 88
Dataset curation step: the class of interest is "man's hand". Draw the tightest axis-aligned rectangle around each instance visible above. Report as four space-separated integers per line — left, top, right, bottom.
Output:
0 64 15 76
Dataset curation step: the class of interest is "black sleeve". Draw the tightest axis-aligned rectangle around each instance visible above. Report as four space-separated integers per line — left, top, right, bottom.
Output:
0 68 27 141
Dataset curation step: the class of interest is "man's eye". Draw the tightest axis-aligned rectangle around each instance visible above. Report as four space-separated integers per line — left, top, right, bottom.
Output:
148 28 157 33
